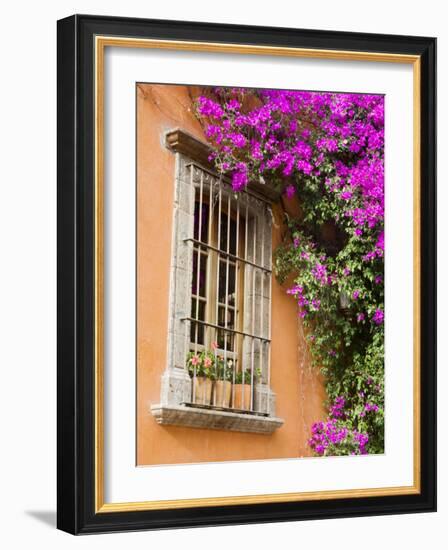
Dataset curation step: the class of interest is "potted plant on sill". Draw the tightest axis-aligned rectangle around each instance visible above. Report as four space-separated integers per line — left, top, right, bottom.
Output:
233 368 261 411
213 357 233 408
187 350 215 405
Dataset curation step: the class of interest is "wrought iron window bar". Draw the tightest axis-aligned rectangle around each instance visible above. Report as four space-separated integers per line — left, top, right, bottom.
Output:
181 402 270 417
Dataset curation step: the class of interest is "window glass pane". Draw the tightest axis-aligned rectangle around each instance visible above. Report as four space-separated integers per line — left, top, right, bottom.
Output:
190 298 205 345
219 212 237 254
193 200 209 244
217 306 235 351
192 251 207 298
218 261 236 305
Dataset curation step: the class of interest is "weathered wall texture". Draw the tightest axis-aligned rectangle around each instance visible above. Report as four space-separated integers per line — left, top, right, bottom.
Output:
136 83 326 466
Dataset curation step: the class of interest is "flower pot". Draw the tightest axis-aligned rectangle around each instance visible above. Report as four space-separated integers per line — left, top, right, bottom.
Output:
192 376 213 405
233 383 252 411
214 380 232 408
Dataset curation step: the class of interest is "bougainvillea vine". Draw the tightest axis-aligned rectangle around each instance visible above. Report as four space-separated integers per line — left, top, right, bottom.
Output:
196 87 385 456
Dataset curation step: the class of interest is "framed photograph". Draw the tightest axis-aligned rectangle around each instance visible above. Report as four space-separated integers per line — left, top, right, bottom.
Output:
57 14 436 534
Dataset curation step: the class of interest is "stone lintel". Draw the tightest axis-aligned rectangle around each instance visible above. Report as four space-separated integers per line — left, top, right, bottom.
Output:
165 128 282 202
150 404 284 434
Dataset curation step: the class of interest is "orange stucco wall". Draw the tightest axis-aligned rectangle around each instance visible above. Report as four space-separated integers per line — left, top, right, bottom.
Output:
136 84 326 466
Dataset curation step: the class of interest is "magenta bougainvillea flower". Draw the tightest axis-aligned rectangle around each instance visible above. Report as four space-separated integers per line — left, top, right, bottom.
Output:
372 308 385 325
284 184 296 199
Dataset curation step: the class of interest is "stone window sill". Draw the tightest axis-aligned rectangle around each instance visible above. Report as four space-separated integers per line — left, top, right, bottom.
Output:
150 403 284 434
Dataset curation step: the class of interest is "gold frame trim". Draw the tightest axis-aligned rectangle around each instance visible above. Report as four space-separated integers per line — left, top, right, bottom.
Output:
94 36 421 513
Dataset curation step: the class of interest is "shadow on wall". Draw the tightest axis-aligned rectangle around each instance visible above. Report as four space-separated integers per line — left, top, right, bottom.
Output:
25 510 56 529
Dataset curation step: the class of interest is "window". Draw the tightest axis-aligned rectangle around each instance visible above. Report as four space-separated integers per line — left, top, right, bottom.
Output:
187 173 271 412
151 129 283 433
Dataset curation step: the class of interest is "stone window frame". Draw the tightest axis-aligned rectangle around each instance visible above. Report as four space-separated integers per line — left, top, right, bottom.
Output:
150 129 284 434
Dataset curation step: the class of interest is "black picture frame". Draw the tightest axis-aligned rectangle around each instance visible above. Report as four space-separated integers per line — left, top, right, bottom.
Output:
57 14 436 535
